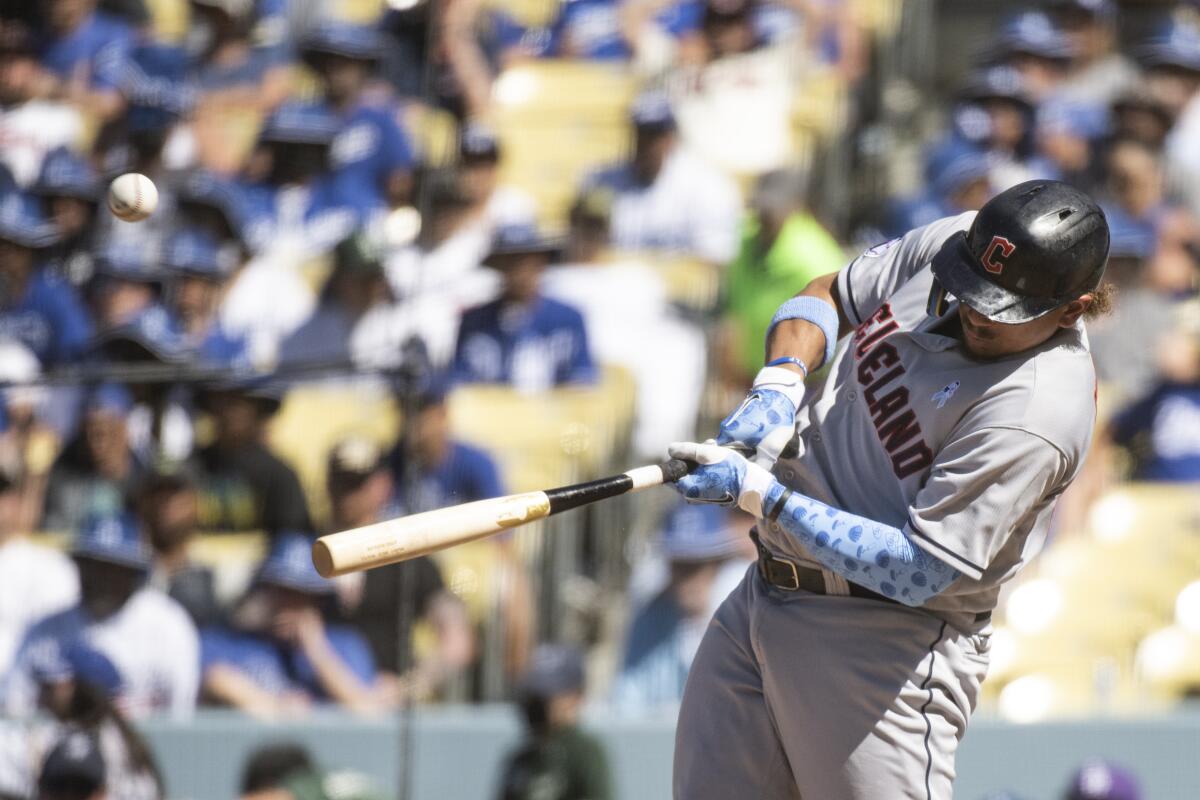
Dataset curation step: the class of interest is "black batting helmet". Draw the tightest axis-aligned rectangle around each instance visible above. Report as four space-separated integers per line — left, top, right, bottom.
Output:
929 179 1109 323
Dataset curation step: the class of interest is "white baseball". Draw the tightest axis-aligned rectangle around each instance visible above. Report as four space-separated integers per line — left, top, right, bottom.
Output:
107 173 158 222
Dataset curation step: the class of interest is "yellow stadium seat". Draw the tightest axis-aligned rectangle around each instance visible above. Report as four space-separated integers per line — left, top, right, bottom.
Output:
487 0 560 29
267 383 400 526
1136 624 1200 701
405 104 460 167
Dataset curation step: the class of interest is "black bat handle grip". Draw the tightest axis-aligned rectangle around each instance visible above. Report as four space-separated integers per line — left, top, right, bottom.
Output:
659 458 692 482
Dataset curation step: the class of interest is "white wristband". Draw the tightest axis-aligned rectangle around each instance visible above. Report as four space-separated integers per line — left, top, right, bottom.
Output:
738 461 778 518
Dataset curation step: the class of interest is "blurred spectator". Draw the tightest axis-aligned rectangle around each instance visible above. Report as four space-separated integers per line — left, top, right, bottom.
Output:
1049 0 1136 108
327 436 473 699
86 242 163 332
1063 758 1141 800
0 339 57 530
42 383 145 532
0 27 84 188
438 0 533 119
1109 90 1173 152
238 740 386 800
240 102 358 264
191 377 312 535
32 642 164 799
299 22 415 216
887 142 991 237
453 223 597 391
32 147 101 288
695 0 760 63
136 466 220 628
1139 18 1200 218
0 192 93 365
278 231 395 369
2 513 199 720
720 168 845 387
161 227 248 368
543 187 706 455
457 121 537 238
35 731 106 800
200 532 384 718
957 66 1040 190
585 92 740 264
496 644 611 800
612 503 751 711
1105 302 1200 483
0 443 78 676
33 0 131 123
987 10 1073 102
1033 99 1107 192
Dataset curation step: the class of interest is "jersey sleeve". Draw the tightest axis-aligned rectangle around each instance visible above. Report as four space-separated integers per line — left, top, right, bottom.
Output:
836 212 975 326
904 426 1070 581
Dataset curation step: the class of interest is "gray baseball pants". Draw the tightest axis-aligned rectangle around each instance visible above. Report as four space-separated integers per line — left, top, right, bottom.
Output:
673 566 991 799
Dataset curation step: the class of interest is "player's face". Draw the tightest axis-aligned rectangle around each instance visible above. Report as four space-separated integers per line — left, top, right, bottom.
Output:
958 297 1090 359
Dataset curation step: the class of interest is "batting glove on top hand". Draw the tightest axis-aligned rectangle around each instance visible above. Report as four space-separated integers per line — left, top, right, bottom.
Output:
717 366 805 469
668 441 779 518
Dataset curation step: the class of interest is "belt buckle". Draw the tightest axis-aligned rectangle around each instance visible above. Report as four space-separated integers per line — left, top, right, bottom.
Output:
766 556 801 591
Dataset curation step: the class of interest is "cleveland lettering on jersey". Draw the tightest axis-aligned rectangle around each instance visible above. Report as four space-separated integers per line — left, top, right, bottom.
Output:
851 304 934 479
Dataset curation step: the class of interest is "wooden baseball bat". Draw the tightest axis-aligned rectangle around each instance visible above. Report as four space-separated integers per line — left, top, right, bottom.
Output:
312 459 691 578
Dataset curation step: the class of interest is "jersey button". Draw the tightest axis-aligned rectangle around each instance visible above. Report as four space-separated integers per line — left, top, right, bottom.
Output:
783 469 796 480
847 391 857 401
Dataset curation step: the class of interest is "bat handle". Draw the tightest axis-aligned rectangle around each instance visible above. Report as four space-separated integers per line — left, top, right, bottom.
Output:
659 458 691 483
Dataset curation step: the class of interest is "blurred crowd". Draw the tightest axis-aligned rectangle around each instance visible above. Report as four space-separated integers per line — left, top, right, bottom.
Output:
0 0 1196 796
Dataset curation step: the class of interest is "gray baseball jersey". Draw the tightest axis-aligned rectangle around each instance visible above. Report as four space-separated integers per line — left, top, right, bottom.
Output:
674 213 1099 800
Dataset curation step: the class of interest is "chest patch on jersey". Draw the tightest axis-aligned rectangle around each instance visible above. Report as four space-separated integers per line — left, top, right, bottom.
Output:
852 304 934 479
932 381 960 408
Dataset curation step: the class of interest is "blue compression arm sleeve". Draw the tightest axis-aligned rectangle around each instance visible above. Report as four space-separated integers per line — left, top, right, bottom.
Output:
762 483 960 606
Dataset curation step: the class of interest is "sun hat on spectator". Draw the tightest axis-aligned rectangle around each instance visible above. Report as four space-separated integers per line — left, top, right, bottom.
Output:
176 169 253 249
94 305 192 364
33 147 102 204
1037 99 1110 140
0 192 60 250
660 503 744 562
260 102 341 147
519 644 586 699
299 21 385 65
86 382 135 417
990 11 1076 62
32 640 126 698
255 532 335 595
198 373 286 416
960 65 1035 111
1065 759 1141 800
484 223 563 266
1137 18 1200 73
629 91 676 132
163 228 238 280
72 513 152 572
38 732 106 797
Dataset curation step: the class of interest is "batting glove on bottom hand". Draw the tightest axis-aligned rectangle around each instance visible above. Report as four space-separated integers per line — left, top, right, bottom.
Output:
668 441 779 518
717 366 805 469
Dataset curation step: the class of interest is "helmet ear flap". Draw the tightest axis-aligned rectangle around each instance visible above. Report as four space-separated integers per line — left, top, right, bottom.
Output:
927 277 952 318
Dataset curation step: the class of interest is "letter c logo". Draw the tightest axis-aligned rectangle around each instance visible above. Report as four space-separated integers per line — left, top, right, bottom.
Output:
981 235 1016 275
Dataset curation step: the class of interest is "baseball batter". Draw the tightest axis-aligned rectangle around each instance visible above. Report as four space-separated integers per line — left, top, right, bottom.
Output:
668 180 1110 799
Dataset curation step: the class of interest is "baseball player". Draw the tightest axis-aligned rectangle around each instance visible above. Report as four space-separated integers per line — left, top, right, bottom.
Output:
668 179 1110 799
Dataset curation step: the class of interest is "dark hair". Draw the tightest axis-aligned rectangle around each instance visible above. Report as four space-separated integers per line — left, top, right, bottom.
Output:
64 681 165 798
240 742 317 793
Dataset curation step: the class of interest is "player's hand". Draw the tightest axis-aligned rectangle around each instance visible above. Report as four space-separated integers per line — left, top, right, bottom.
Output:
668 441 778 517
717 366 805 469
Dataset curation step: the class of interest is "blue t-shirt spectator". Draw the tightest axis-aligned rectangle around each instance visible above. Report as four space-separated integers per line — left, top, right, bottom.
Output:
453 297 597 391
389 441 506 515
1111 382 1200 482
543 0 704 59
329 102 415 215
0 269 93 365
37 10 132 91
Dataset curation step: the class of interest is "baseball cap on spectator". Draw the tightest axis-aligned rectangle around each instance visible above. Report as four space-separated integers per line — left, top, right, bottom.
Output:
38 732 106 798
1103 207 1155 261
927 144 990 200
176 170 249 241
33 147 102 203
260 102 341 146
1110 91 1174 131
960 66 1035 111
327 436 386 493
990 11 1076 62
299 21 385 65
92 240 164 285
459 121 501 163
94 305 192 364
1065 759 1141 800
333 229 385 277
1137 18 1200 73
255 532 334 595
569 186 615 229
660 503 744 562
407 371 452 412
0 339 44 415
1037 99 1109 140
518 644 586 699
484 223 563 267
72 513 152 572
630 91 676 132
1049 0 1115 21
0 191 60 249
199 373 286 416
32 640 125 698
163 228 238 280
86 382 135 417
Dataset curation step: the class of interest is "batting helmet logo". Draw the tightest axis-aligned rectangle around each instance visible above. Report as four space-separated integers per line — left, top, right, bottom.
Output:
981 235 1016 275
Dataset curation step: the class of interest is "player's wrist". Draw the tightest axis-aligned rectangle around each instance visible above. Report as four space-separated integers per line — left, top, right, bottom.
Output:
738 460 778 517
751 366 806 411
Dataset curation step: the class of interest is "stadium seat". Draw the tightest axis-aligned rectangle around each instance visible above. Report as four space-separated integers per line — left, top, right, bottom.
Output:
489 0 560 28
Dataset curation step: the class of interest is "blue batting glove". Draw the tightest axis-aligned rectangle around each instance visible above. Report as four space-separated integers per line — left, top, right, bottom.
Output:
668 442 779 517
717 367 805 468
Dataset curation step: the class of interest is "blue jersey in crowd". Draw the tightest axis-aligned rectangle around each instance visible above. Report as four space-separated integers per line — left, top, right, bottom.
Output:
200 625 377 701
453 297 597 391
543 0 703 59
389 441 506 516
240 177 359 255
1111 382 1200 482
0 270 93 365
329 102 414 215
38 11 132 91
